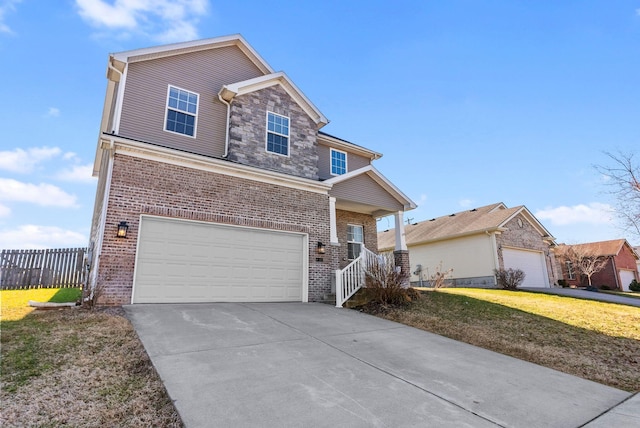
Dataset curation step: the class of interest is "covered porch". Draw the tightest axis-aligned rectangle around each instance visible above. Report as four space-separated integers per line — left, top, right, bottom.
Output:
324 165 416 306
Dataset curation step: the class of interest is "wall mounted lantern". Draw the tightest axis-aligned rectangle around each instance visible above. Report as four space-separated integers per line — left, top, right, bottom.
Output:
317 241 326 254
117 221 129 238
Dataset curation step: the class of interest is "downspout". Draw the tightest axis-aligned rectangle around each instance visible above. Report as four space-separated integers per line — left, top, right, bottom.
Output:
218 94 231 158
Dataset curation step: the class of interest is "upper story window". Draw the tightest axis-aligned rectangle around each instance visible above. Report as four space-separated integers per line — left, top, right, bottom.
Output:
165 85 198 137
330 148 347 175
347 224 364 260
266 112 289 156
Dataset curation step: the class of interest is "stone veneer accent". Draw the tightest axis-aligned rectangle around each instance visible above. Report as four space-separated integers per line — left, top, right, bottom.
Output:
227 85 319 180
335 209 378 269
496 214 559 286
94 153 332 305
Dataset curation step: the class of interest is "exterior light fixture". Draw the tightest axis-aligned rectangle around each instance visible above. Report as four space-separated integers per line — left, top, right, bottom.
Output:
117 221 129 238
317 241 326 254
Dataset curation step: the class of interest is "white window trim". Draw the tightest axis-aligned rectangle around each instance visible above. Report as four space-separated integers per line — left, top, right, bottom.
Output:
347 224 364 260
265 111 290 157
164 84 199 138
330 148 348 176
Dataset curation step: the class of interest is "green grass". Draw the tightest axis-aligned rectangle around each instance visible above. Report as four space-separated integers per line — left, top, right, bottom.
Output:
367 288 640 391
438 288 640 340
1 288 81 321
0 289 182 426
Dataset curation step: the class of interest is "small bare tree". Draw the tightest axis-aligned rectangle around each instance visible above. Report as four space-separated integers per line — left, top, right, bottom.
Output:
555 245 609 287
595 151 640 239
425 262 453 289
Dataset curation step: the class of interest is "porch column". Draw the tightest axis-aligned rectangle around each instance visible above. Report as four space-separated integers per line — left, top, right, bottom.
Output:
329 197 339 245
394 211 407 251
394 211 410 287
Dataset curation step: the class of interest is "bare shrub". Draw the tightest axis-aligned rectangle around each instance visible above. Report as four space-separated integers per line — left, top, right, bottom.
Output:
426 262 454 289
495 268 526 290
364 252 414 305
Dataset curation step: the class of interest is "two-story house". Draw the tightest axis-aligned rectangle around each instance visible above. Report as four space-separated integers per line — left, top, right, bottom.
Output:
87 34 416 306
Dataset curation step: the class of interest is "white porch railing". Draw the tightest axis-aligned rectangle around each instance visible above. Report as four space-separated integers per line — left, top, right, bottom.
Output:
335 247 378 307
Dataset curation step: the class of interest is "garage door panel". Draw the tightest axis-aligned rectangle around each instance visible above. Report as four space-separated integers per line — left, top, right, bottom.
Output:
133 217 305 303
503 248 549 288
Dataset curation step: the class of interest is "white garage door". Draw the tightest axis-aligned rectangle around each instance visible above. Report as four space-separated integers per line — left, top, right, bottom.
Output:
502 248 549 288
132 216 307 303
619 270 635 292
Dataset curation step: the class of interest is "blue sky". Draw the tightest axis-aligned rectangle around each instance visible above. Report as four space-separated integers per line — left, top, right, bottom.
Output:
0 0 639 249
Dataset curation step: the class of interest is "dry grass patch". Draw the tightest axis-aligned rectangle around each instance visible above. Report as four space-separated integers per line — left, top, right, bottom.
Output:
363 289 640 392
1 303 182 427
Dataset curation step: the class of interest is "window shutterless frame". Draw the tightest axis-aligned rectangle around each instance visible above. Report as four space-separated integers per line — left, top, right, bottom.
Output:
347 224 364 260
330 148 347 175
265 111 290 156
164 85 199 138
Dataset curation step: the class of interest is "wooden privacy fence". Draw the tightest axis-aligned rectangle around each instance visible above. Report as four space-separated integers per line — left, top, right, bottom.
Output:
0 248 87 290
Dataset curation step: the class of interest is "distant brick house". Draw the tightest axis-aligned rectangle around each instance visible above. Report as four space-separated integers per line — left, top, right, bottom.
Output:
557 239 639 291
86 34 416 306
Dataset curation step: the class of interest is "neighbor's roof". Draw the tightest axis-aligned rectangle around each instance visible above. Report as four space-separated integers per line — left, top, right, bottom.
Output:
378 202 554 251
558 239 637 258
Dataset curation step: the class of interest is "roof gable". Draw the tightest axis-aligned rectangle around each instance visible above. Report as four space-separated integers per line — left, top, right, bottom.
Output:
108 34 273 79
219 72 328 127
325 165 417 215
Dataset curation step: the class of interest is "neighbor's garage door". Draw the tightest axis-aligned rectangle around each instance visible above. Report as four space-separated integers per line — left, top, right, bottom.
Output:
619 270 635 292
502 248 549 288
132 216 306 303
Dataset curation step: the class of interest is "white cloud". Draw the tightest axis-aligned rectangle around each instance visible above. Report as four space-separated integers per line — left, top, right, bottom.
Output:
76 0 209 42
0 146 61 173
0 178 78 207
55 163 97 183
0 225 87 249
535 203 613 226
0 0 21 34
0 203 10 217
45 107 61 117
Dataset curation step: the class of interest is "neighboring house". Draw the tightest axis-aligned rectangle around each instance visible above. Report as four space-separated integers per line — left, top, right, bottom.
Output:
556 240 639 291
87 34 416 305
378 203 560 288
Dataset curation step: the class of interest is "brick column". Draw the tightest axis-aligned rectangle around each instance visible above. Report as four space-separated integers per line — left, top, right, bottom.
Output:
394 250 411 288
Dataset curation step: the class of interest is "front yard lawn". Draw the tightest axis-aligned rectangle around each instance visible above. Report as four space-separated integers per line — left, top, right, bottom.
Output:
0 289 182 427
364 288 640 392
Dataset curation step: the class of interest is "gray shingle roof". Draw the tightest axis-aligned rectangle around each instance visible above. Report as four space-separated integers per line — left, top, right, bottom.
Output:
378 202 524 250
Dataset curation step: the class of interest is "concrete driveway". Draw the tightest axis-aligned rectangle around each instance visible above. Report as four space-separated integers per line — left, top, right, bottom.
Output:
522 287 640 307
124 303 633 428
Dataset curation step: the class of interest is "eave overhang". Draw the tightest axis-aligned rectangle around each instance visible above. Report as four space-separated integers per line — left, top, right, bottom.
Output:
317 132 382 161
97 134 332 194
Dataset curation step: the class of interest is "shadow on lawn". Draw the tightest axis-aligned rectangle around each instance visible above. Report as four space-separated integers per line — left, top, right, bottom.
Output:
366 291 640 392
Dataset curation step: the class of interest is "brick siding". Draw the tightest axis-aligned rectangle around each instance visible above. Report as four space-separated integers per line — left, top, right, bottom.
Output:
94 153 332 305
